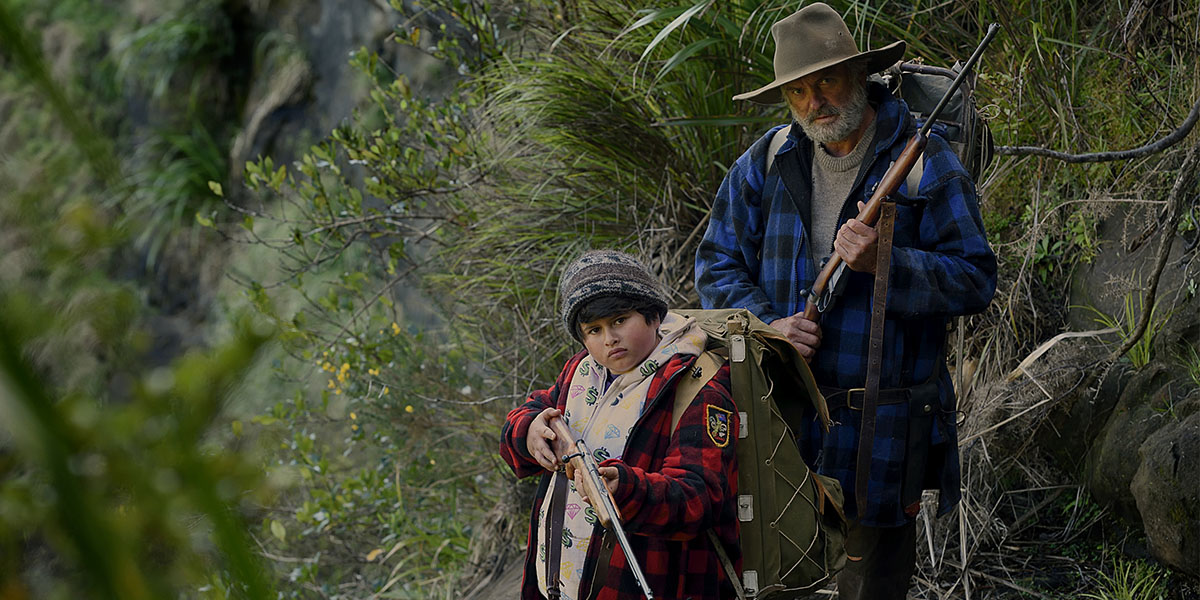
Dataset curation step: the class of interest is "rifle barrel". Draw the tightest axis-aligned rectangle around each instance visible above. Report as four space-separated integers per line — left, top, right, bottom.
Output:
547 417 656 599
917 23 1001 138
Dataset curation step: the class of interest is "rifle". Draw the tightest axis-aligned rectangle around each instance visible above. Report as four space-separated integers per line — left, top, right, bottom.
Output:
800 23 1001 322
548 417 655 600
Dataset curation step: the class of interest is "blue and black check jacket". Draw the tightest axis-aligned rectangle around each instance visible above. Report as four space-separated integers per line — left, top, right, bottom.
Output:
695 83 997 526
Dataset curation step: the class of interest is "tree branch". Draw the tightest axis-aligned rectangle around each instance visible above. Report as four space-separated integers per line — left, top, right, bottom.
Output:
996 96 1200 163
1112 133 1200 361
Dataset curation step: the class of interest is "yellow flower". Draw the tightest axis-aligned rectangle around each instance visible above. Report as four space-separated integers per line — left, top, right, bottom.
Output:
391 322 401 335
382 386 390 395
321 362 333 372
350 412 357 420
333 389 342 395
405 405 413 413
368 368 380 376
429 458 436 465
327 379 336 389
351 423 359 431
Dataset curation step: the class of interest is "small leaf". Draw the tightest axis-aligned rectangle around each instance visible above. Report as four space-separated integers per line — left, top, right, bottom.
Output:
208 181 223 197
270 520 287 542
195 212 214 227
231 420 243 436
243 215 255 231
366 548 383 562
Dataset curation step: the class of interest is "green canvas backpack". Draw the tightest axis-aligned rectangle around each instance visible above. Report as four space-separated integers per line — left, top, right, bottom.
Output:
671 308 848 599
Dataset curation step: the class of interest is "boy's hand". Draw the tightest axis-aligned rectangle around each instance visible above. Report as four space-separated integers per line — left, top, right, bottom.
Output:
527 408 563 471
573 465 619 506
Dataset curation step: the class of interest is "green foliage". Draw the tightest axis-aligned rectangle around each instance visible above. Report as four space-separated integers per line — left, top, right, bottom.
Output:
1176 343 1200 389
114 0 234 108
221 5 529 594
1081 556 1169 600
1 305 277 600
1078 283 1167 369
247 327 503 598
1 3 278 596
113 0 237 263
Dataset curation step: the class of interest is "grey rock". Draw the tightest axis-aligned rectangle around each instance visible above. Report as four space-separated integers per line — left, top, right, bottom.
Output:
1130 400 1200 576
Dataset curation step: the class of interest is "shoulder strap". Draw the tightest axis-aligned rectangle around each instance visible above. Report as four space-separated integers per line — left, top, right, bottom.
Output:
708 530 747 600
764 124 791 175
670 350 725 433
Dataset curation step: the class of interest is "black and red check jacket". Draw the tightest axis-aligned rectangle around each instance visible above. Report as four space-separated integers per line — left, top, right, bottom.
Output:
500 349 741 600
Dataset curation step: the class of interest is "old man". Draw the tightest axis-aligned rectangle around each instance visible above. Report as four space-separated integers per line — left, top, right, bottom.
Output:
694 3 997 598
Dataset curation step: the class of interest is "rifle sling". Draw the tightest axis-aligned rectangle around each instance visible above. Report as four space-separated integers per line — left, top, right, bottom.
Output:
545 473 569 600
584 531 616 600
856 201 896 519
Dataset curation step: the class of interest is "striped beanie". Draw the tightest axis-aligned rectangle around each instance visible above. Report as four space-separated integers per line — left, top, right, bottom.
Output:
558 250 669 343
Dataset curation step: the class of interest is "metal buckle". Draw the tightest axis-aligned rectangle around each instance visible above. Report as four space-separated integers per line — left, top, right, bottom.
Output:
844 388 866 410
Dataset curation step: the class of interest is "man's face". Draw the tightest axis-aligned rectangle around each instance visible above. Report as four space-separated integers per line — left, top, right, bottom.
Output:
782 62 869 145
579 310 662 374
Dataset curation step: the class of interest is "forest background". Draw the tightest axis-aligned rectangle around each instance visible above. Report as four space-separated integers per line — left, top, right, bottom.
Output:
1 0 1198 598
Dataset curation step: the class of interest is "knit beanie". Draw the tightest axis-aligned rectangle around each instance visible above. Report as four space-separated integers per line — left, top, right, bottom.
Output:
558 250 669 343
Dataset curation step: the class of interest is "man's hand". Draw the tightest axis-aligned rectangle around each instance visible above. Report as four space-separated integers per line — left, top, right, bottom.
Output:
769 314 822 362
573 465 619 506
835 201 879 273
526 408 563 471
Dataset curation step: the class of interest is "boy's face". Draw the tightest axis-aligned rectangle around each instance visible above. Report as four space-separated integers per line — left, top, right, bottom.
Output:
579 310 662 374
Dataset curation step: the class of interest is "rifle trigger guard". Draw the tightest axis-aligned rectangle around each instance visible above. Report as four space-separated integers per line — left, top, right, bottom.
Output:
817 261 850 313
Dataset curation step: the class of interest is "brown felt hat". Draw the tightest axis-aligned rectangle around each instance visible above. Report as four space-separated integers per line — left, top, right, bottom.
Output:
733 2 906 104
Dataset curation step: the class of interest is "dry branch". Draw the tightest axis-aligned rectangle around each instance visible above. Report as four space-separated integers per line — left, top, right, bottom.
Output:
1113 133 1200 361
996 96 1200 163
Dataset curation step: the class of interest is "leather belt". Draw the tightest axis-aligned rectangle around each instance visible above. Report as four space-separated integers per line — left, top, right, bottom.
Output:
819 385 912 410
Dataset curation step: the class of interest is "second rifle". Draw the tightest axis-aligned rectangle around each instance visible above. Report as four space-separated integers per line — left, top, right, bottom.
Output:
548 417 655 600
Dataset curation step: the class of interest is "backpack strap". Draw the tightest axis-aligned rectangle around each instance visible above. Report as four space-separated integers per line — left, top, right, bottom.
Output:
708 530 747 600
674 352 745 598
671 350 725 433
763 124 791 176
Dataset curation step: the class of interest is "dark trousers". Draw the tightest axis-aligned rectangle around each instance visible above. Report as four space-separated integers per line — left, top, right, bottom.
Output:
835 520 917 600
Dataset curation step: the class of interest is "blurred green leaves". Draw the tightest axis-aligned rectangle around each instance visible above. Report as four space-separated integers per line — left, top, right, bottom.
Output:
1 1 277 596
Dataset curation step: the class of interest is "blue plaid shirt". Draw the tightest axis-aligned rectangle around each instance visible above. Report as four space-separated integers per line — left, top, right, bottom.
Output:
695 83 997 526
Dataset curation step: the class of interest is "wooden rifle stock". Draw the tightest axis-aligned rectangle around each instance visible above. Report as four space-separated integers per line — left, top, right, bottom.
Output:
548 417 619 526
547 417 655 599
799 23 1000 323
800 134 926 322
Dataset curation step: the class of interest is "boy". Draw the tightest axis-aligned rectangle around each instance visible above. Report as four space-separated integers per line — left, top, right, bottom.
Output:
500 250 741 600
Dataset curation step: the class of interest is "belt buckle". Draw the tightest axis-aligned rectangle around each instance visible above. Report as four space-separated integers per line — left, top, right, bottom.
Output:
845 387 866 410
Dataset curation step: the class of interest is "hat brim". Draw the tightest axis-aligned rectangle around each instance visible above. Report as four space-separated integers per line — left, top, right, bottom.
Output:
733 40 906 105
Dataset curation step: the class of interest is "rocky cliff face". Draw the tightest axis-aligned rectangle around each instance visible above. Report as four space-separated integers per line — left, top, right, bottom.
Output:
1064 205 1200 576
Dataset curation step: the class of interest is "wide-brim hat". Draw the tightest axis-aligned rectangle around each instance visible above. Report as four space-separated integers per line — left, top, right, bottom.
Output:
734 2 906 104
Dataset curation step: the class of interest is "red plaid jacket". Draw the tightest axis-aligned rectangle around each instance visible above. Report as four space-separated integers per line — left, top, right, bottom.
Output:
500 349 740 600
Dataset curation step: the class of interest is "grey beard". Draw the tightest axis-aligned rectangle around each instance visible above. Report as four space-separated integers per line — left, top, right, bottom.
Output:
793 83 869 145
